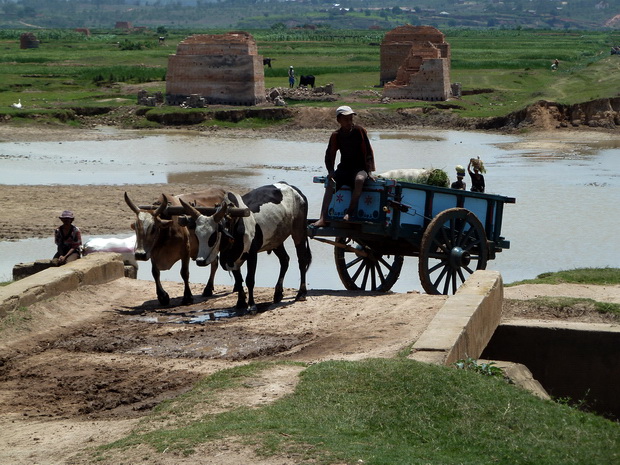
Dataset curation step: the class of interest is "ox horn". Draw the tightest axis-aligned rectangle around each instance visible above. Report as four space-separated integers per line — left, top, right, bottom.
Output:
213 201 229 223
179 197 201 220
156 194 170 217
124 192 141 214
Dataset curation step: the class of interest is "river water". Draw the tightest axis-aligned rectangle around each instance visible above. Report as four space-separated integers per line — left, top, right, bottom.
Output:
1 128 619 293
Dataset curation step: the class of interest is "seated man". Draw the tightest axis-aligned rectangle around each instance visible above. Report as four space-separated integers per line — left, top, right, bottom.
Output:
54 210 82 265
312 105 375 227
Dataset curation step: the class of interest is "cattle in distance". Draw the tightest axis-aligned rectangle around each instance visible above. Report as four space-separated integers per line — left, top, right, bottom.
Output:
299 75 315 88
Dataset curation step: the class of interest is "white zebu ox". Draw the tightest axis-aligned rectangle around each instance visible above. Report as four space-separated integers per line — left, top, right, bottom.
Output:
180 182 312 313
124 188 227 306
83 235 138 268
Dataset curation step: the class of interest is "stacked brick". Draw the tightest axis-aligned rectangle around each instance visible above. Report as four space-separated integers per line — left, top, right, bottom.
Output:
381 25 451 101
19 33 39 49
166 32 266 106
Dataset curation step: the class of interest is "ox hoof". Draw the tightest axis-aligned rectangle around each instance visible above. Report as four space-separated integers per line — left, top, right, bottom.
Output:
295 295 307 302
182 297 194 306
158 294 170 306
202 288 214 298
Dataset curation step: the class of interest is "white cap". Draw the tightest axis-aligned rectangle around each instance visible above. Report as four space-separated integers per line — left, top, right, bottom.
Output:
290 65 293 68
336 105 356 116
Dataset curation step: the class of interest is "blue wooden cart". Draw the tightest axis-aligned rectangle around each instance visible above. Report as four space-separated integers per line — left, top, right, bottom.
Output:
307 176 516 295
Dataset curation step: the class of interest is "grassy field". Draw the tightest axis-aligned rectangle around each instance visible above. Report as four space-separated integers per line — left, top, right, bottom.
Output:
0 28 619 122
508 267 620 286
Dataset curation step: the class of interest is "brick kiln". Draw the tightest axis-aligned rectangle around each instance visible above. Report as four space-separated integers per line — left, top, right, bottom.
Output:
381 25 451 101
166 32 266 106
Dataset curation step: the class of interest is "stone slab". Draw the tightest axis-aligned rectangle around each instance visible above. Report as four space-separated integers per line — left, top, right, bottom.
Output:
410 270 503 366
0 253 125 319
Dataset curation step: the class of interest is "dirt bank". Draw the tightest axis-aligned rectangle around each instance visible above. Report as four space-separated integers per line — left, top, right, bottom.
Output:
3 95 619 132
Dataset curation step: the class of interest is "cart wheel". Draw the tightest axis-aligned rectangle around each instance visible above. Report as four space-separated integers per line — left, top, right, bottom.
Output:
418 208 488 295
334 237 404 292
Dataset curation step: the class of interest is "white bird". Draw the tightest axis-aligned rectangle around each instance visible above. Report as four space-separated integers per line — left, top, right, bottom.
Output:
11 99 22 109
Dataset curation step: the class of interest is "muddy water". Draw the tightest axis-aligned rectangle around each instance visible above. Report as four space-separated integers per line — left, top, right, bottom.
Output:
1 129 619 292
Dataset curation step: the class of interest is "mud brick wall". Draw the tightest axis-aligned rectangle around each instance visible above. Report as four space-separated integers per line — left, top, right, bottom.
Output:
381 42 419 86
380 25 448 85
166 32 266 106
384 58 451 101
381 25 451 101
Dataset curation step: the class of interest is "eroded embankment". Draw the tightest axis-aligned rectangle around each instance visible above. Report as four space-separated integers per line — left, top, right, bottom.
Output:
2 97 619 133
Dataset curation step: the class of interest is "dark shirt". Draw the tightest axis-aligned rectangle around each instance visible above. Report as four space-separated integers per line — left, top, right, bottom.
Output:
325 125 375 189
451 179 466 190
469 172 485 193
54 224 82 257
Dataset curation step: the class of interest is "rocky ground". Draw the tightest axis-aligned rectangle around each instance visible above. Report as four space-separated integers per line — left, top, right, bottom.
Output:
1 116 619 465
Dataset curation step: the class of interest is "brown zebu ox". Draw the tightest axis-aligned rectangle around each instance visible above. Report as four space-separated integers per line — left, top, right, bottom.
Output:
124 188 227 306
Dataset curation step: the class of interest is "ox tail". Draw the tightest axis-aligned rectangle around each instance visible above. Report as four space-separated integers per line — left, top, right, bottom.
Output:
302 235 313 272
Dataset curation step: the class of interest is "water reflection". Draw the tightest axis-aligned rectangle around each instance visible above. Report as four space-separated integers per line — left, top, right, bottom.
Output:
167 169 259 185
1 129 619 292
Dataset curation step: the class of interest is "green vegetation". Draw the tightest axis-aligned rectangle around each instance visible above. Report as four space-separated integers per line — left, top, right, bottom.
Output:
0 28 618 126
98 359 620 464
506 268 620 319
508 267 620 286
507 296 620 318
392 168 450 187
454 356 506 377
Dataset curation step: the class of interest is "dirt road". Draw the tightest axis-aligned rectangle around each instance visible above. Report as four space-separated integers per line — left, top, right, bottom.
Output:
2 275 618 465
0 277 444 465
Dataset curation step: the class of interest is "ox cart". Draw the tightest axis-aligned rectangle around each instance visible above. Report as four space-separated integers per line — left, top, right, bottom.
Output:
308 176 515 295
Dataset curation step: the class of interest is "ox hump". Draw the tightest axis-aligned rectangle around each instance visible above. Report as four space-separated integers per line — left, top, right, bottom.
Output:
242 184 285 213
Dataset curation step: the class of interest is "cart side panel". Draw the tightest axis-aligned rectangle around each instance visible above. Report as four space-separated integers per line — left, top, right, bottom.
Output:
398 188 426 228
431 192 459 219
463 197 492 233
326 187 385 222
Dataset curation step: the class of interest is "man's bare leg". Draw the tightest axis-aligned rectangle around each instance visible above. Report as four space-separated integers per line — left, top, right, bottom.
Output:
311 183 335 227
343 171 367 221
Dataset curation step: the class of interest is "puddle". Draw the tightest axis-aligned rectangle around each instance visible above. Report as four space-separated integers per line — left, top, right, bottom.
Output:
131 308 241 324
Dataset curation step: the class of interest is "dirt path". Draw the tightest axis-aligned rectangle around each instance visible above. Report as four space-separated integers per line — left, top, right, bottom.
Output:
0 277 444 465
2 278 618 465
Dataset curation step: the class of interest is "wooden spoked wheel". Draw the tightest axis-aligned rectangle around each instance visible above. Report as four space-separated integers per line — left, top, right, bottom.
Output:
418 208 488 295
334 237 404 292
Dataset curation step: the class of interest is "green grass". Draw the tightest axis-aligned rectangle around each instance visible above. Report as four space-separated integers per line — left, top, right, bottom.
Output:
508 267 620 286
509 296 620 318
97 359 620 464
506 268 620 319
